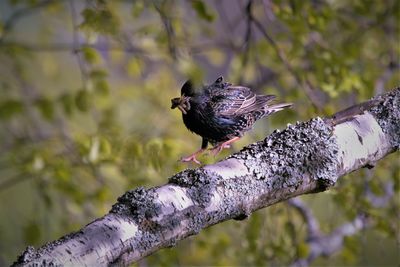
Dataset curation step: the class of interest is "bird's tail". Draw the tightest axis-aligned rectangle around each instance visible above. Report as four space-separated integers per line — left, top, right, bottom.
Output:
266 102 293 113
252 102 292 120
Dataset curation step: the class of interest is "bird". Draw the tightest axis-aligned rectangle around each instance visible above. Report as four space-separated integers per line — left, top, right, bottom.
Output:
171 76 292 164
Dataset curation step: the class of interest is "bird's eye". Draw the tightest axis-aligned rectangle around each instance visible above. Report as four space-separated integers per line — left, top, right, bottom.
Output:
215 76 223 83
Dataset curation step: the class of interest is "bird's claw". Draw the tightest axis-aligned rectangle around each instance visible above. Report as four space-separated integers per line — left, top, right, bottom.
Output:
180 155 201 164
209 146 222 156
209 144 230 156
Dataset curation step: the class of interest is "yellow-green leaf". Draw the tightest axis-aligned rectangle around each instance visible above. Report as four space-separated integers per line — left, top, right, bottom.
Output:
191 0 215 22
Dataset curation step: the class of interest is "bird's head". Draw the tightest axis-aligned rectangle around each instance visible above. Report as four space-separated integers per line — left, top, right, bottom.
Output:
211 76 232 89
214 76 224 84
171 80 194 114
180 80 195 96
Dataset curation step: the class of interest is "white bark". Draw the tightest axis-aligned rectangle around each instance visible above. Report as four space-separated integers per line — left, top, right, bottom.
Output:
13 87 399 266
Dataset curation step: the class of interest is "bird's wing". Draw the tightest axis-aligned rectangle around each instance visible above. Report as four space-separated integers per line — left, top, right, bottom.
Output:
211 86 275 116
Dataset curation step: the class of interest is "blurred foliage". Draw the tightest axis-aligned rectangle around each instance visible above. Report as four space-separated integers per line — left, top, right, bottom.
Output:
0 0 398 266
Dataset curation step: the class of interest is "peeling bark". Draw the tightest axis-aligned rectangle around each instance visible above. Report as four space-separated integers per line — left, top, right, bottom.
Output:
13 87 399 266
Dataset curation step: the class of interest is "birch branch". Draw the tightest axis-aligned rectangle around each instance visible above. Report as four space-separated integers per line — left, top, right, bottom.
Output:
13 87 399 266
288 198 369 267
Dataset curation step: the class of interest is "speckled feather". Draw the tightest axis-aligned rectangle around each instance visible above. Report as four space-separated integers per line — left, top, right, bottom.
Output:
173 77 292 149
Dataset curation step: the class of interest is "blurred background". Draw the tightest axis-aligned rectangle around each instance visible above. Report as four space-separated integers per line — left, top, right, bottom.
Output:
0 0 398 266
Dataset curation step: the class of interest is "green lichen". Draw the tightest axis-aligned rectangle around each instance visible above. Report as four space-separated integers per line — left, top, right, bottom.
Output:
234 117 339 190
169 168 222 206
110 187 162 222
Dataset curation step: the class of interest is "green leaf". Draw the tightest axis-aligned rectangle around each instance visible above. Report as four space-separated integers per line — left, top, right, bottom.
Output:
0 99 23 120
81 46 100 64
80 8 97 27
59 93 74 116
54 161 71 182
131 1 145 18
95 79 109 96
75 89 90 112
35 97 54 121
126 58 142 77
321 83 339 98
297 242 309 258
99 137 112 157
191 0 215 22
80 6 120 35
89 69 108 80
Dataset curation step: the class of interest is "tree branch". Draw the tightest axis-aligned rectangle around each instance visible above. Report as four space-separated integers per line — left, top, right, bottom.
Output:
287 198 320 240
153 0 177 60
13 87 399 266
291 211 368 267
288 198 367 267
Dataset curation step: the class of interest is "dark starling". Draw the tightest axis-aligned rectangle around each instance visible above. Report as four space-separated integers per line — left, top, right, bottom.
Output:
171 76 292 164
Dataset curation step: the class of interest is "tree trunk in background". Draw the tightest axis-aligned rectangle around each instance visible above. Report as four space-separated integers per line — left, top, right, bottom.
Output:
13 87 399 266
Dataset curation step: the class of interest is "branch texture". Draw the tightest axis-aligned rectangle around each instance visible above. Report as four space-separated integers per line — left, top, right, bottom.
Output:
14 87 399 266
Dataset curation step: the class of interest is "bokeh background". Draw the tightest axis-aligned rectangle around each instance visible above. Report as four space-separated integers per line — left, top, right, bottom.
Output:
0 0 399 266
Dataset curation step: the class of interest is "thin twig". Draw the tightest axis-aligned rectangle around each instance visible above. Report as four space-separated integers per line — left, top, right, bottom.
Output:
68 0 88 88
364 169 395 208
289 198 369 267
240 0 253 78
153 0 177 60
251 15 323 110
0 0 60 43
287 198 320 239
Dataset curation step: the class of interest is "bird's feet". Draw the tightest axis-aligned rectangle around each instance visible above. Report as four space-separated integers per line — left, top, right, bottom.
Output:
180 148 205 164
180 154 201 164
209 143 230 156
209 137 241 156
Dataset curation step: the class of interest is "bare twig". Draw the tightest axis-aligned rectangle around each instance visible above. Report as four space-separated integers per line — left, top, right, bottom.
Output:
287 198 320 240
68 0 88 88
241 0 253 69
289 198 369 267
153 0 177 59
289 169 396 266
250 15 324 110
364 172 395 208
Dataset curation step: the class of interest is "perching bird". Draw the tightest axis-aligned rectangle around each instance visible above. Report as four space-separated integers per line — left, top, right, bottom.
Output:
171 76 292 164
